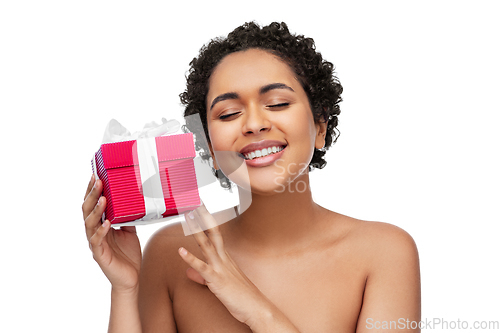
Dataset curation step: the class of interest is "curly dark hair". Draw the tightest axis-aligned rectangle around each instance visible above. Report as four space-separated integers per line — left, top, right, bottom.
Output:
180 22 342 187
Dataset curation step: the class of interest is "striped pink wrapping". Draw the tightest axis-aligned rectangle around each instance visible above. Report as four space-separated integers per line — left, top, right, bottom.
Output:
92 133 200 224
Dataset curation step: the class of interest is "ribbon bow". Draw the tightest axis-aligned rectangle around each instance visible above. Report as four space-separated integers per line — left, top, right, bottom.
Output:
101 118 181 144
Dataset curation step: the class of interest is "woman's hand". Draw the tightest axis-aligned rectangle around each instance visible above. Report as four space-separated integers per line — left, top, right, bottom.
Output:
178 204 280 329
82 175 142 293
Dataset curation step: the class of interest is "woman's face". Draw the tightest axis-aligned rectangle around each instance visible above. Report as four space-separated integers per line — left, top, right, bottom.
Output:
206 49 326 195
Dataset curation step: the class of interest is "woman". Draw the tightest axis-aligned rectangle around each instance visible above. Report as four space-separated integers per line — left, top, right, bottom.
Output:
83 22 421 332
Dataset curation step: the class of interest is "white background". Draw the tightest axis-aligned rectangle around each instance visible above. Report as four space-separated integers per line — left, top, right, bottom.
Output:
1 1 499 332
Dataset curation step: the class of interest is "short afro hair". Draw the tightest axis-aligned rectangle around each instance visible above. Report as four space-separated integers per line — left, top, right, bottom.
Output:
180 22 342 186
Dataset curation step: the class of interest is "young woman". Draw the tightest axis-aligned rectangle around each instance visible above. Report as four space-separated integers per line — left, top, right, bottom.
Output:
83 22 421 332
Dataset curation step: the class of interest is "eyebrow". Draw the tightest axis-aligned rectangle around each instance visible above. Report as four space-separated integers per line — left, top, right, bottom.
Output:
210 92 239 111
209 83 294 110
259 82 294 95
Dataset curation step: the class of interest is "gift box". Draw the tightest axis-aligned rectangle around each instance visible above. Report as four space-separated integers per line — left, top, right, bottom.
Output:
92 132 201 224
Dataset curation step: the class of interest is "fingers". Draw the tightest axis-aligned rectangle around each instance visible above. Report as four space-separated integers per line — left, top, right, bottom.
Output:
85 196 106 241
195 203 225 252
184 210 204 234
84 174 95 200
186 205 225 254
185 210 226 263
82 176 103 220
89 219 111 262
120 226 137 234
180 204 230 283
185 210 217 263
186 267 206 285
178 247 211 282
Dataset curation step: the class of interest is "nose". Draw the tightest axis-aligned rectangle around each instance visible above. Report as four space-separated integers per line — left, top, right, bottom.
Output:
242 105 271 135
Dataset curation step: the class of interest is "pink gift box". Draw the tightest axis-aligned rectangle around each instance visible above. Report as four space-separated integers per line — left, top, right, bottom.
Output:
92 133 200 224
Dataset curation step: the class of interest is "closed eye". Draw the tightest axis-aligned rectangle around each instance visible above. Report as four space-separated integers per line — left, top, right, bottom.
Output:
268 103 290 108
219 112 240 120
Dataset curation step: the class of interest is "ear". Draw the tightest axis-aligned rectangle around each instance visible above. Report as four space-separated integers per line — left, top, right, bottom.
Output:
315 119 328 150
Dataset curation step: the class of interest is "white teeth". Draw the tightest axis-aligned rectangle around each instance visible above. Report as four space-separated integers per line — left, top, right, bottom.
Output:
244 146 285 160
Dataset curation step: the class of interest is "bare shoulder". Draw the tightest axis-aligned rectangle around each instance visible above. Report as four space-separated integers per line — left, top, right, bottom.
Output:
140 222 187 294
142 222 184 267
322 212 421 329
318 209 420 290
143 222 186 255
142 222 196 280
137 223 183 331
138 223 195 331
356 219 419 269
324 210 419 266
354 218 417 250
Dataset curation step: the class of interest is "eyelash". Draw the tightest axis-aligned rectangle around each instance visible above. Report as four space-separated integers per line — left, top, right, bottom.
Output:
219 112 239 120
218 103 290 120
268 102 289 108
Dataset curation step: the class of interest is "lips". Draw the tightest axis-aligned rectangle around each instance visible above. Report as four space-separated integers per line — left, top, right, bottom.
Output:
239 140 287 155
243 145 286 167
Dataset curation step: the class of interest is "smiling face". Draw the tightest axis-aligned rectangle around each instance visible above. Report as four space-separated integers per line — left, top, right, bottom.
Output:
206 49 326 195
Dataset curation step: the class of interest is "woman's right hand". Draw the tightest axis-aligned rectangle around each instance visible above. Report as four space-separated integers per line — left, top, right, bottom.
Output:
82 175 142 293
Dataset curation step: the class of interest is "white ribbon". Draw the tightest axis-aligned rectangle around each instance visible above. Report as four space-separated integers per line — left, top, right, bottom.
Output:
93 118 181 221
136 137 166 220
101 118 180 144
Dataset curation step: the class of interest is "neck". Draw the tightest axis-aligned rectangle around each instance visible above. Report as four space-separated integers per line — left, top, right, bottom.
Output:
228 172 324 254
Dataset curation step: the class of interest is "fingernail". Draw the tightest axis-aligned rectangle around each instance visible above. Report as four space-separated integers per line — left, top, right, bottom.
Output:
179 247 187 256
97 197 102 206
188 211 194 219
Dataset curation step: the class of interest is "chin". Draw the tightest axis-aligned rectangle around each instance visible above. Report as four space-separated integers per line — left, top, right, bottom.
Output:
247 183 285 196
247 171 308 197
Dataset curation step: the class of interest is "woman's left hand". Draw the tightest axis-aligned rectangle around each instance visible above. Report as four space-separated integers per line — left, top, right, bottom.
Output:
178 203 270 328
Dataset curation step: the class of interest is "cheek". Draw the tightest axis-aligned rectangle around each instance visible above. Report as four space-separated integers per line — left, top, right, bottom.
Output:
208 122 238 151
279 111 316 147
